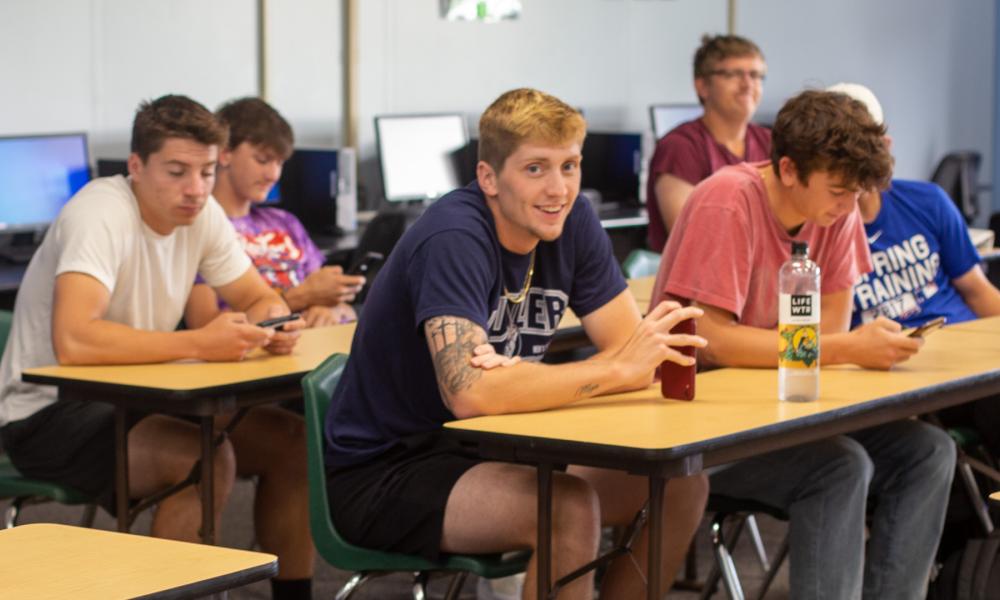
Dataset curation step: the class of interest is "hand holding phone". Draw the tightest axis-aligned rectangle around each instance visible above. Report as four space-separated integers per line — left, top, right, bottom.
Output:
256 313 302 331
348 251 385 277
907 316 946 338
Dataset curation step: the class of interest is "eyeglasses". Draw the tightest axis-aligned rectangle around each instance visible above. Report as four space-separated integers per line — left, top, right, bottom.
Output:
707 68 767 83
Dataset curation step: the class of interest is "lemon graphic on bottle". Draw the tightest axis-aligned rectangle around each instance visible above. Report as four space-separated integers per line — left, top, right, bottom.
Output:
780 324 819 367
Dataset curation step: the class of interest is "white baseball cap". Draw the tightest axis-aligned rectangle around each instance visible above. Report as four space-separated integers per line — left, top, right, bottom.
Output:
826 82 884 125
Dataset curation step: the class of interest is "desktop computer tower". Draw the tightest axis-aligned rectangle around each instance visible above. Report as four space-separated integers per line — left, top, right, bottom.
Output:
278 148 358 236
335 147 357 232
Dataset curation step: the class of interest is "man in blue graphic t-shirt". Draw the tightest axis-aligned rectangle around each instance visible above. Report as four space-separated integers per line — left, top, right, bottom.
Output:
836 82 1000 460
323 88 709 598
828 83 1000 329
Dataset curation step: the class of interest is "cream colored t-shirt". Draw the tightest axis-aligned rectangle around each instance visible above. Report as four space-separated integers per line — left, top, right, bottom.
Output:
0 175 251 425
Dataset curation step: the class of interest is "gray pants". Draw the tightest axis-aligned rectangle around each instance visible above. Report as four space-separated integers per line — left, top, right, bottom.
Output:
710 419 955 600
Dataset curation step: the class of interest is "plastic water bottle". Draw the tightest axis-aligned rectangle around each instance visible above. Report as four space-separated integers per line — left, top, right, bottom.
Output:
778 241 820 402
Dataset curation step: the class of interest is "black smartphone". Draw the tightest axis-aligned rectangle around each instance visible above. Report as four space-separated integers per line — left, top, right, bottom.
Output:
256 313 302 330
907 316 946 338
348 251 385 277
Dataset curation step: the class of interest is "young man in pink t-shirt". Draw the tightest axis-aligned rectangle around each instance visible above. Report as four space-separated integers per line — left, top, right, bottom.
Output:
652 90 955 599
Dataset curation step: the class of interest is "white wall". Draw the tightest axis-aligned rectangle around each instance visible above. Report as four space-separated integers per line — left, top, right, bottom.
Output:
741 0 995 188
354 0 726 201
0 0 994 209
0 0 259 159
265 0 343 148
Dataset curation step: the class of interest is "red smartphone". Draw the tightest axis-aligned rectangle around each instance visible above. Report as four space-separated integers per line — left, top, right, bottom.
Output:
660 316 696 401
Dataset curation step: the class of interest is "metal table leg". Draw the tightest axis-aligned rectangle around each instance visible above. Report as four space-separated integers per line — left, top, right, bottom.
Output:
200 416 215 545
115 407 129 532
648 475 665 600
537 462 553 600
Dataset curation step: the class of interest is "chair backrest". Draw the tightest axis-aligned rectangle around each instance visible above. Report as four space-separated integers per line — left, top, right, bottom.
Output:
301 353 352 559
0 310 12 358
931 151 982 225
0 310 11 454
622 249 662 279
350 211 418 304
303 353 439 572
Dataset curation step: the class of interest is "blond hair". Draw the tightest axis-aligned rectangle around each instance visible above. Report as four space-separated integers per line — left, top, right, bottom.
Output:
478 88 586 172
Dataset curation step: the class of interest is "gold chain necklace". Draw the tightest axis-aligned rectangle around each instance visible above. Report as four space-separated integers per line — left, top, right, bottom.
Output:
503 248 536 304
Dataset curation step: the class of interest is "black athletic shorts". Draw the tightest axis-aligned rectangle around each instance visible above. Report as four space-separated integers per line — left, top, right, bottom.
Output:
0 400 142 515
325 433 484 562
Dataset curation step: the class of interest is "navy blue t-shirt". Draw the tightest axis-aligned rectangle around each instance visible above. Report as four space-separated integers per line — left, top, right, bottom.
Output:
851 179 980 329
324 182 627 468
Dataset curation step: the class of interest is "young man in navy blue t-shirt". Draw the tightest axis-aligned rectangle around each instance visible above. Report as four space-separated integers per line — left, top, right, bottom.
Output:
324 88 709 598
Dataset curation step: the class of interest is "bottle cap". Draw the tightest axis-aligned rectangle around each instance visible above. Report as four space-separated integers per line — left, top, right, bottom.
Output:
791 241 809 257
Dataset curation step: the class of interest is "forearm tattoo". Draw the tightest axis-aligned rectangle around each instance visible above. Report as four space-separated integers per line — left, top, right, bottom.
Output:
575 383 599 398
426 316 487 407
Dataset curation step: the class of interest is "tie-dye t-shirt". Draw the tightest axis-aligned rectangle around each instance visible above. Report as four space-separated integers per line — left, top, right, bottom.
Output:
228 206 325 292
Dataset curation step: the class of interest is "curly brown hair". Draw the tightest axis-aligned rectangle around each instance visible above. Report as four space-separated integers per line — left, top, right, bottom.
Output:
478 88 586 173
130 95 228 162
770 90 893 190
216 97 294 159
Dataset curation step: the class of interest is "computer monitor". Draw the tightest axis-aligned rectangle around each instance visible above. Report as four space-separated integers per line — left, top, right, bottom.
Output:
0 133 91 233
275 148 339 235
649 103 703 139
375 113 469 203
581 132 642 206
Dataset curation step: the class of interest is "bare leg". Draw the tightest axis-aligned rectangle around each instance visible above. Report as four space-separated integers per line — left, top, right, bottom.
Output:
224 406 314 579
441 462 601 600
570 466 708 598
127 414 237 541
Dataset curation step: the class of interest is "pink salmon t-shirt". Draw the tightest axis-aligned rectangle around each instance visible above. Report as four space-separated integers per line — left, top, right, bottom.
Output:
650 161 872 330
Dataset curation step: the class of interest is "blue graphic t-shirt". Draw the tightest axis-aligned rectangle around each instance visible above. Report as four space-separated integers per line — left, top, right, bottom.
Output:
851 179 980 329
325 182 627 468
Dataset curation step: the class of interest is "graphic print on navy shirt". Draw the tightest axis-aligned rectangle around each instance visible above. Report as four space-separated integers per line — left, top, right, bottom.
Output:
486 287 570 358
851 180 980 329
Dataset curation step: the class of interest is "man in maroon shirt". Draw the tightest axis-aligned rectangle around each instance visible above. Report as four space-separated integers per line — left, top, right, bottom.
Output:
646 34 771 252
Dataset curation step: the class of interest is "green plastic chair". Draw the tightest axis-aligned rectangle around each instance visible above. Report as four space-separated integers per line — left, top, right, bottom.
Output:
302 353 529 600
0 309 98 528
622 248 662 279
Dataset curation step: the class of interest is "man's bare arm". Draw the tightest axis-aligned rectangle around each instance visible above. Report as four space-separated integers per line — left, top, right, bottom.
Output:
654 174 696 233
425 302 704 419
693 297 921 371
52 272 271 365
953 264 1000 317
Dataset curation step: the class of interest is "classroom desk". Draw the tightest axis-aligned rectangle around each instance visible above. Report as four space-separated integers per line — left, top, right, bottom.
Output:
445 317 1000 600
21 324 356 544
0 523 277 599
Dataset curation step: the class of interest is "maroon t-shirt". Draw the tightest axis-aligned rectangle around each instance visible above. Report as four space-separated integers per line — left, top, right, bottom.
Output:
646 118 772 251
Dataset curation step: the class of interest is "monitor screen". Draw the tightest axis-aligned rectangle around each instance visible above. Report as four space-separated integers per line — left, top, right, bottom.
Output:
375 114 468 203
581 132 642 205
0 133 90 232
649 103 703 139
275 148 338 235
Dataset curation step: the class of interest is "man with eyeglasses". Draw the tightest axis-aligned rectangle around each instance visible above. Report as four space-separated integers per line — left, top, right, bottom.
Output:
646 34 771 252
